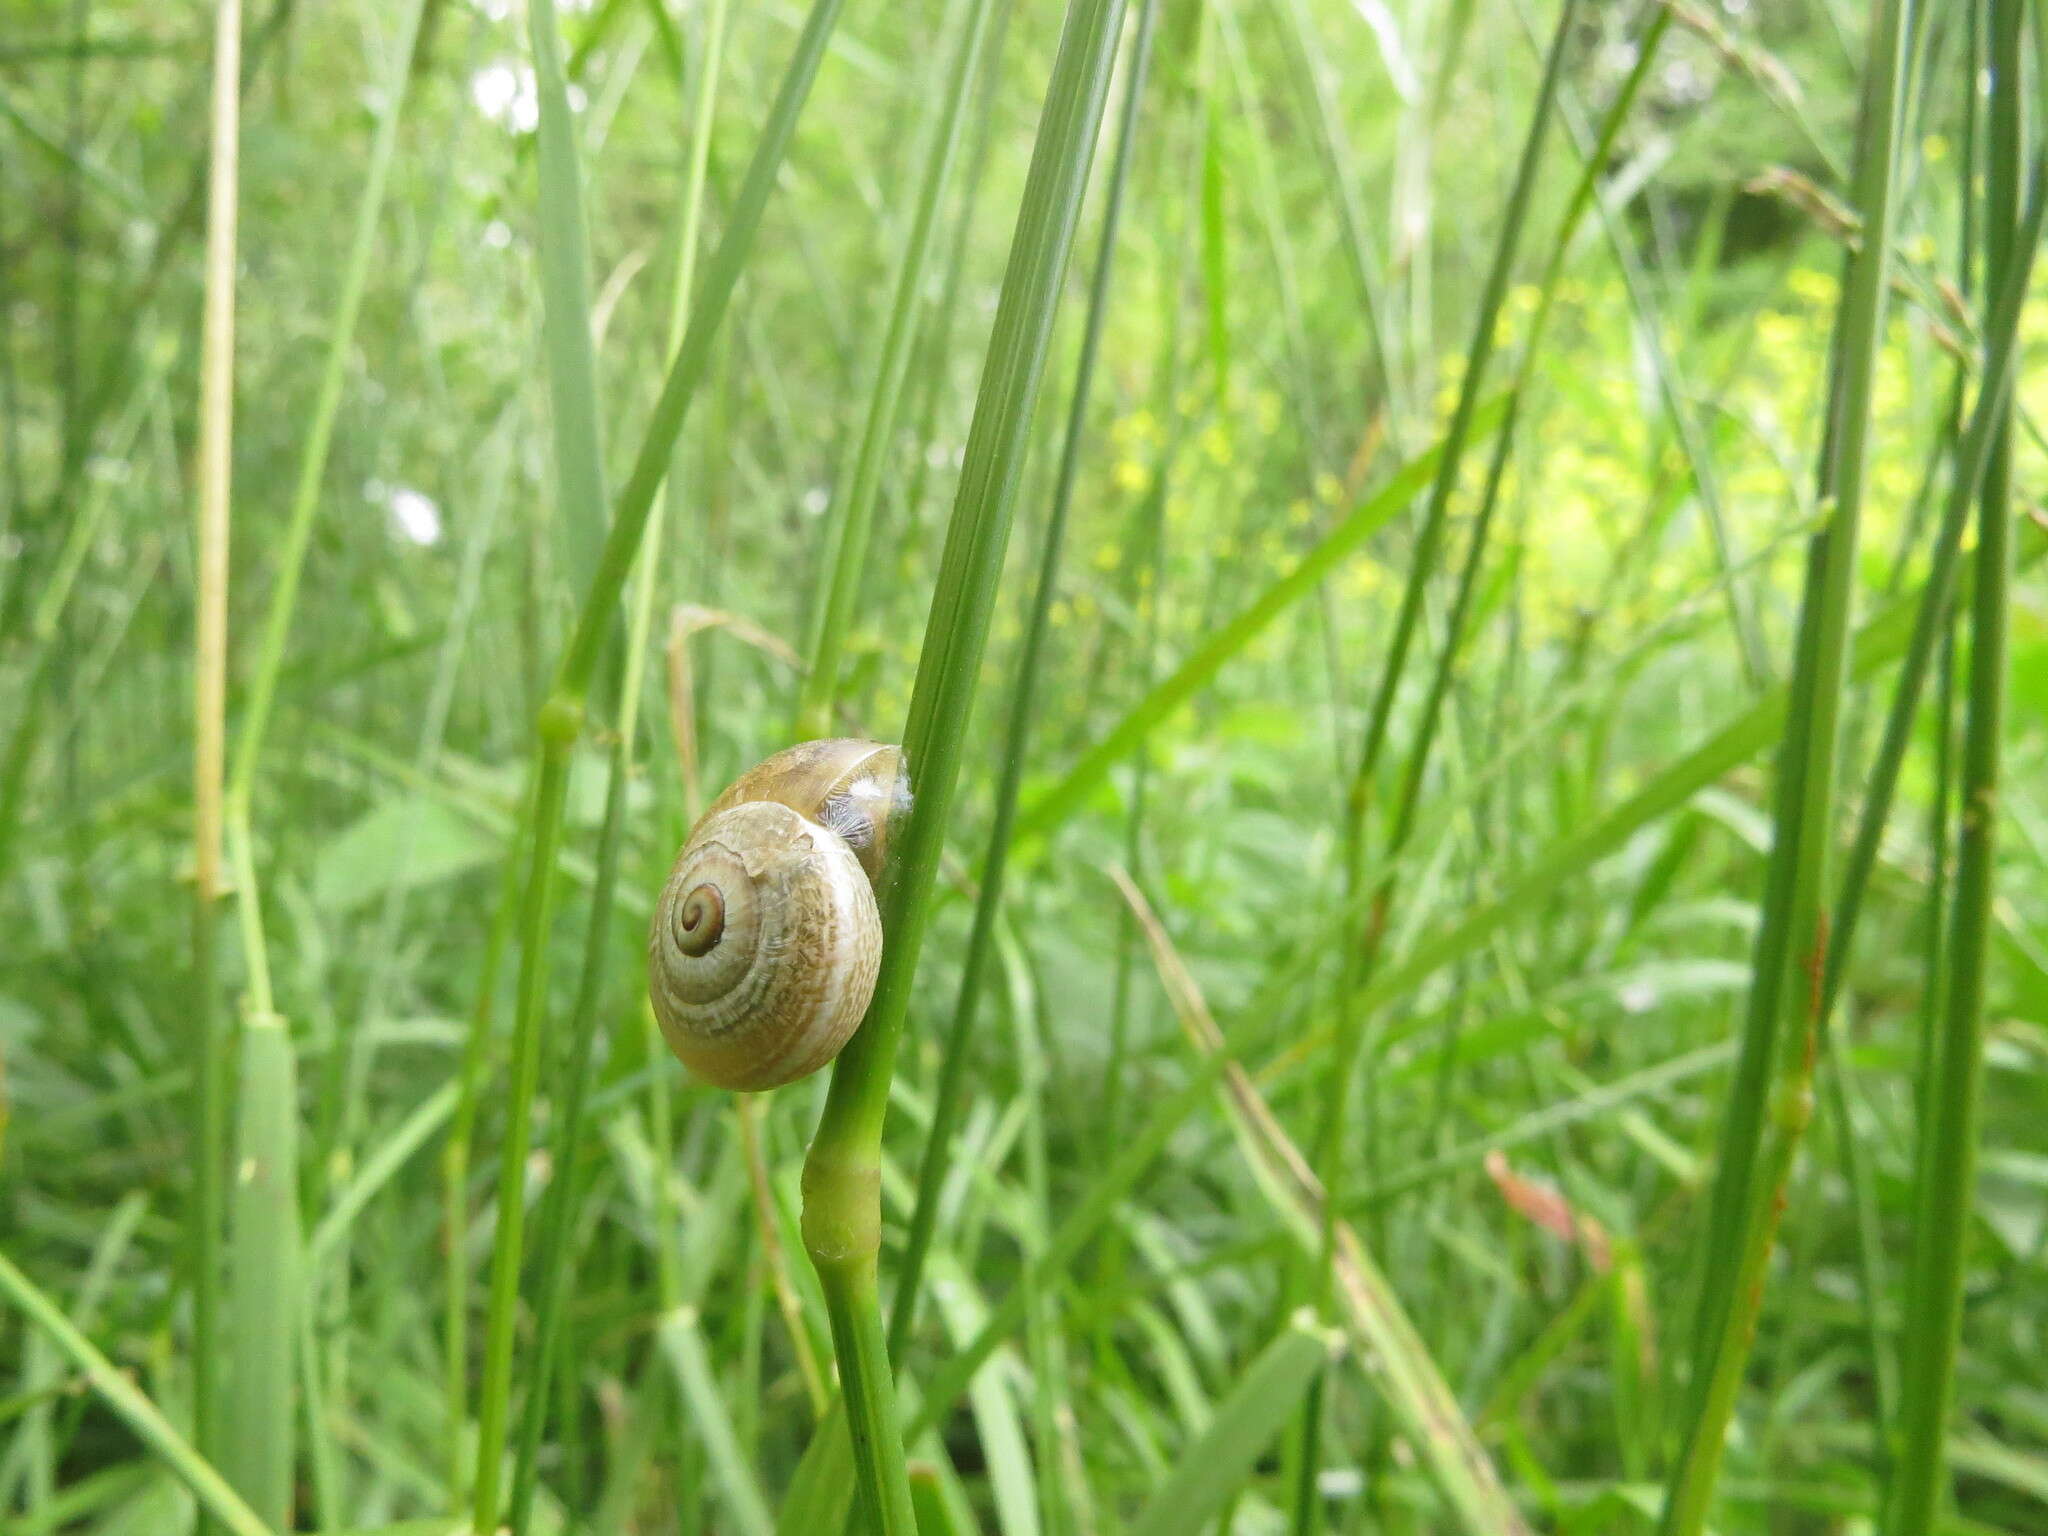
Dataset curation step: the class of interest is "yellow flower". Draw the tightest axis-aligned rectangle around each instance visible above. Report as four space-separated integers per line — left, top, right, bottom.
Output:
1786 268 1838 307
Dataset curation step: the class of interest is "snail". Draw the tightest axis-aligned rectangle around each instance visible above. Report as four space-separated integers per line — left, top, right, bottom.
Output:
648 739 910 1091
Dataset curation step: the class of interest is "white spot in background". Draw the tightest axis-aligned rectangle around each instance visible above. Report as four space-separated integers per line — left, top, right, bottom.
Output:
471 61 539 133
483 219 514 250
1347 0 1418 102
478 0 517 21
1661 58 1707 105
1600 40 1639 75
378 483 444 547
567 83 589 114
801 486 830 517
1619 980 1658 1015
1318 1468 1365 1499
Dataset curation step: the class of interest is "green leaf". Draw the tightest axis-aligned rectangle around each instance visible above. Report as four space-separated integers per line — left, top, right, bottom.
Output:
1128 1314 1338 1536
314 797 499 913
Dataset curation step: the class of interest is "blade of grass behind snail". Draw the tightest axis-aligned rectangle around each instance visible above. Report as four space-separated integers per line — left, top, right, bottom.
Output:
795 0 1134 1526
628 0 734 1492
792 0 998 741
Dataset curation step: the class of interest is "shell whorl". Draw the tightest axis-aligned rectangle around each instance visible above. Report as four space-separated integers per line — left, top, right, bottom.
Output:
648 740 905 1092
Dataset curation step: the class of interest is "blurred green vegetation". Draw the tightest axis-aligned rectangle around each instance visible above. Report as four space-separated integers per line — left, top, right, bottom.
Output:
1 0 2045 1532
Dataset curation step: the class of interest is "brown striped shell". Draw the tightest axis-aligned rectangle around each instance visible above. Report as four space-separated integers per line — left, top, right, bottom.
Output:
648 740 907 1091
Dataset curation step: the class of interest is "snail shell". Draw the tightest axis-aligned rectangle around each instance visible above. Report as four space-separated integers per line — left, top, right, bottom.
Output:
648 739 908 1091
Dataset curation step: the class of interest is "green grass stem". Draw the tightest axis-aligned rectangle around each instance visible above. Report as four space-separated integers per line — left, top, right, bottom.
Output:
793 0 995 739
188 0 244 1489
888 0 1160 1362
1886 5 2027 1529
1660 1 1912 1529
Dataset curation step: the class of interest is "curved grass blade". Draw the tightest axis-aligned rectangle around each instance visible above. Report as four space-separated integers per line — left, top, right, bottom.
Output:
0 1254 272 1536
1112 866 1529 1534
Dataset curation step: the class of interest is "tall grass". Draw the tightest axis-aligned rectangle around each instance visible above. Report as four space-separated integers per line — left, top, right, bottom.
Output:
1663 0 1912 1527
5 3 2048 1533
1887 3 2030 1528
468 1 851 1524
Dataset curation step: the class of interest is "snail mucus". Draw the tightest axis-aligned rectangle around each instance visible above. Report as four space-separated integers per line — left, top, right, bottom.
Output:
647 739 910 1091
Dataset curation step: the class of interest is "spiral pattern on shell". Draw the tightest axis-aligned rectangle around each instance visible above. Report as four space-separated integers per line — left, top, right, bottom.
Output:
647 740 905 1091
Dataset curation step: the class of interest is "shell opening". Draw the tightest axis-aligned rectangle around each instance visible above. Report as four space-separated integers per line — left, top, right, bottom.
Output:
674 883 725 957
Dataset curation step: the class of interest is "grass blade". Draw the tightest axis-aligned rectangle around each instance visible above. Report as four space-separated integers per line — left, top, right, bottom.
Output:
188 0 244 1484
1887 7 2028 1530
797 0 1134 1525
889 0 1161 1359
1660 0 1913 1528
0 1254 272 1536
1129 1315 1338 1536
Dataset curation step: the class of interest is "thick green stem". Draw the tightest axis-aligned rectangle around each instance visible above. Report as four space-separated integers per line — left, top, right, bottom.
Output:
1886 4 2024 1530
889 0 1160 1362
796 0 1132 1523
1660 1 1912 1529
804 1150 907 1532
